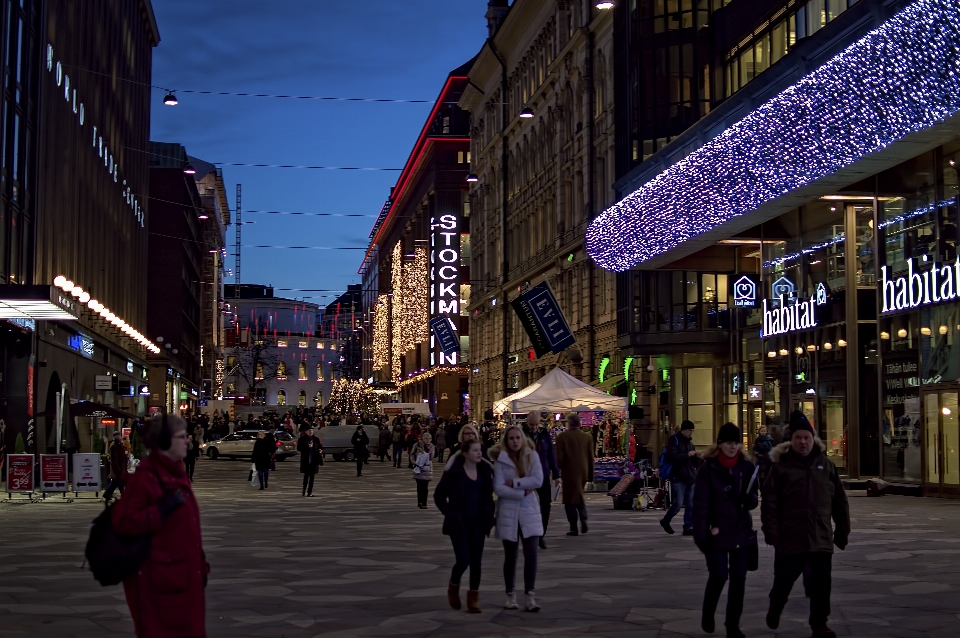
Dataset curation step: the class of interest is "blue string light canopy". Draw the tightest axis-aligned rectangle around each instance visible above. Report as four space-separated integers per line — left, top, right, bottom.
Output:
586 0 960 272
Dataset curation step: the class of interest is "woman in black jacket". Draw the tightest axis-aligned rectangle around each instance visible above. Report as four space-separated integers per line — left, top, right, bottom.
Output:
251 432 272 490
692 423 759 638
433 439 494 614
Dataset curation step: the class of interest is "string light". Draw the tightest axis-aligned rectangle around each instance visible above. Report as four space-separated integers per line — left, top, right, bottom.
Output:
390 242 429 381
373 294 391 371
586 0 960 271
328 379 381 415
397 366 470 390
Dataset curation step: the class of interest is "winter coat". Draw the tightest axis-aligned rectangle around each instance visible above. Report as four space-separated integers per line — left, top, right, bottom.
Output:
412 442 435 481
525 426 560 485
391 425 404 444
555 427 594 505
664 432 699 484
298 434 323 474
433 458 495 536
109 440 128 480
761 440 851 555
753 434 773 457
351 429 370 458
435 428 447 449
252 438 272 471
378 428 392 450
692 449 759 552
492 448 544 542
112 452 209 638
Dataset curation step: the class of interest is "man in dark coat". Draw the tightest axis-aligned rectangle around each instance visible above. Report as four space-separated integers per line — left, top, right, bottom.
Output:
298 426 323 496
661 420 701 535
761 413 850 638
555 413 594 536
104 431 128 502
524 409 560 548
351 425 370 477
377 424 392 462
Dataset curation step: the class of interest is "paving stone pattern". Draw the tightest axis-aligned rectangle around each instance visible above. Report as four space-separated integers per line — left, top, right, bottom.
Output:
1 456 959 637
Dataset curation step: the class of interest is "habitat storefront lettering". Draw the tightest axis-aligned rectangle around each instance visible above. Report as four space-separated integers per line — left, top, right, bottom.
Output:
880 257 960 313
761 288 827 338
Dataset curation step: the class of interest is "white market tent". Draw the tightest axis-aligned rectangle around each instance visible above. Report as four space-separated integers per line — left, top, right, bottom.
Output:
493 367 628 415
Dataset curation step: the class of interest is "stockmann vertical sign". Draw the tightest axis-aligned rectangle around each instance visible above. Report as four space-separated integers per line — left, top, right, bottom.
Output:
880 257 960 313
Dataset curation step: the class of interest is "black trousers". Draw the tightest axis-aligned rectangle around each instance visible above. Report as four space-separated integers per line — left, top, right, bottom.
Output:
564 502 587 529
392 444 403 467
184 457 196 481
536 483 552 535
103 478 124 501
356 457 364 476
769 551 833 629
450 519 486 591
415 479 430 506
703 547 751 630
503 532 539 594
302 471 315 495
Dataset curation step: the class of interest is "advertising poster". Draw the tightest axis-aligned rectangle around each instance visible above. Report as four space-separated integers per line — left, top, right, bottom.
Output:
72 453 101 492
39 454 68 492
6 454 34 493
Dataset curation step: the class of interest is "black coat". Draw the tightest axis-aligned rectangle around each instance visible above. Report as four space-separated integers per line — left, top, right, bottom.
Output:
252 438 273 471
433 460 495 537
351 429 370 458
665 432 699 485
298 434 323 474
692 453 759 552
761 442 851 555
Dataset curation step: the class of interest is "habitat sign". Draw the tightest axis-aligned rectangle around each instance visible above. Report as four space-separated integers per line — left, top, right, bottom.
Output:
761 282 828 338
880 257 960 313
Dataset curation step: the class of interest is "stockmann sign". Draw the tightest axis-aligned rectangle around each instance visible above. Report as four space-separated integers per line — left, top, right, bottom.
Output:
880 257 960 313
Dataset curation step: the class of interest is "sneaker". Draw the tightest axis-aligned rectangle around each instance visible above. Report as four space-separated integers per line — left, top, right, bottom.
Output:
660 518 675 535
812 627 837 638
504 592 518 610
524 591 540 612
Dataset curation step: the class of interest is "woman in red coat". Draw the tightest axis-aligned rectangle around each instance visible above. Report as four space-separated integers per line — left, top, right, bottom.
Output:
112 414 210 638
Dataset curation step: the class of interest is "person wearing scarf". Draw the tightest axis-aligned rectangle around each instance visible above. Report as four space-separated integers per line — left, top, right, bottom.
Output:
692 423 759 638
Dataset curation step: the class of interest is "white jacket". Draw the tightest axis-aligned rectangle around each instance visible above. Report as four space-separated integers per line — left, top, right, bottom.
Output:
493 449 544 542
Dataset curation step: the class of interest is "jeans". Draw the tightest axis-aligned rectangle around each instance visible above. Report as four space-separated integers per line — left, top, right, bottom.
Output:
450 517 486 591
769 551 833 629
503 532 539 593
103 478 124 501
416 479 429 506
302 471 315 495
663 481 694 531
257 469 269 488
536 483 552 534
703 547 751 629
392 444 403 467
564 502 587 530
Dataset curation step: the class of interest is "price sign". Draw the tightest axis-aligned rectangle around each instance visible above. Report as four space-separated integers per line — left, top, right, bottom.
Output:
39 454 68 492
6 454 34 493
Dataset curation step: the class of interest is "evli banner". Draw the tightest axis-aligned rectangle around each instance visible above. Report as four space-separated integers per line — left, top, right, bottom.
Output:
429 316 460 356
511 281 576 357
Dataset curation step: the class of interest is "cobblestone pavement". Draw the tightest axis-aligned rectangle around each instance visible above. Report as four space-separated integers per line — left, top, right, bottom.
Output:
1 455 959 638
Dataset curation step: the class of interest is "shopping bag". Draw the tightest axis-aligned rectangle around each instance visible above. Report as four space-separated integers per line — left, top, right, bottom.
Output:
248 463 256 484
551 480 561 501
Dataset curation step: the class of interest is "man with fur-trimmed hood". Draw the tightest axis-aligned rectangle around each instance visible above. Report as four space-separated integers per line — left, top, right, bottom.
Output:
761 411 850 638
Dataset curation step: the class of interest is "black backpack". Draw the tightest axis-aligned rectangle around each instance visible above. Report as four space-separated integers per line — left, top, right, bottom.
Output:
85 501 153 586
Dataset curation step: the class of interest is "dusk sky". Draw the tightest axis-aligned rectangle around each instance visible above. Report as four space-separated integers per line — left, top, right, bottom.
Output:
149 1 490 308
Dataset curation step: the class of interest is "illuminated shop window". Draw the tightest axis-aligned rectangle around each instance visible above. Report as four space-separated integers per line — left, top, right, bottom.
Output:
277 390 286 406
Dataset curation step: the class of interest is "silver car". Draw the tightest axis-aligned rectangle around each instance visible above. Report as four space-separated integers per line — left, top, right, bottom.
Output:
201 430 297 461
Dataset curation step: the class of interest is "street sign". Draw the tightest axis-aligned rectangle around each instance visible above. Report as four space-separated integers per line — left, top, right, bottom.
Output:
39 454 68 492
95 375 113 390
6 454 34 493
72 453 101 492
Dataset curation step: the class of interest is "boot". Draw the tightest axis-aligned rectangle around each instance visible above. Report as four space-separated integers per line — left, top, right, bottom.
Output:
466 590 481 613
504 591 518 610
701 578 724 634
447 581 461 610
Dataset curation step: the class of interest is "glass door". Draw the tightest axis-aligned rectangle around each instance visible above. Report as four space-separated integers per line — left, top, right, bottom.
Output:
922 390 960 496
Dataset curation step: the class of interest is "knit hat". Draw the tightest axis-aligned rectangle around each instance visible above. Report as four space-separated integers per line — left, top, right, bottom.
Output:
680 420 695 431
788 410 815 437
717 422 741 444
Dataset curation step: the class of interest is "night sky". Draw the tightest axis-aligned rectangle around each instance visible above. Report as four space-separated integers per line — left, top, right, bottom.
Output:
149 0 489 308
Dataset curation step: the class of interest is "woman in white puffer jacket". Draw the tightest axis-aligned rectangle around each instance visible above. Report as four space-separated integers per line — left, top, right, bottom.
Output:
491 424 544 612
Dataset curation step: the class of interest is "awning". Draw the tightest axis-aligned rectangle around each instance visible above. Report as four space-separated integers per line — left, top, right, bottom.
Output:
0 285 79 320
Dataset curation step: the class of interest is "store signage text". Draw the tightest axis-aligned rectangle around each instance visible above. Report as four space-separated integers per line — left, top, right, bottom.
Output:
880 257 960 313
430 213 460 365
733 275 758 307
46 45 144 228
761 283 828 338
67 333 94 358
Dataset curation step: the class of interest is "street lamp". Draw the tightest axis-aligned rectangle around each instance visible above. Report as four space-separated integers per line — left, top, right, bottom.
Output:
466 173 479 183
519 105 534 119
596 1 615 8
163 92 178 106
183 163 196 175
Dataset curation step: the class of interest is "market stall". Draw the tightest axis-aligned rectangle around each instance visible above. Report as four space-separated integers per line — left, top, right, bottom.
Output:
492 367 628 415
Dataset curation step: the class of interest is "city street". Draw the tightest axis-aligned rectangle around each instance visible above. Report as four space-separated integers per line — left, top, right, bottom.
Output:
1 457 958 638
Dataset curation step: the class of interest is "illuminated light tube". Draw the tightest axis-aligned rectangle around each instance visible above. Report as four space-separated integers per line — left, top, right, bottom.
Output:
586 0 960 271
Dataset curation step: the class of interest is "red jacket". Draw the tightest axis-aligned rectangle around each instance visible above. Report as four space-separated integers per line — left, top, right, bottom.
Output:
112 452 209 638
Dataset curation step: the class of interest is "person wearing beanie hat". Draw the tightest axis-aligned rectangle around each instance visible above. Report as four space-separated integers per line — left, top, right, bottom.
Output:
660 420 701 535
761 414 850 638
692 422 758 637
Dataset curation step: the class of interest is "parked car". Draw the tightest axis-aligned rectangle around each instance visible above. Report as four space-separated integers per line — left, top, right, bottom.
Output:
201 430 297 461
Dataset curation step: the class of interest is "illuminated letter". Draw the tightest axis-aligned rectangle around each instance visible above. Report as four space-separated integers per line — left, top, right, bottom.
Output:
941 264 955 300
438 249 457 263
908 259 923 307
439 214 457 230
895 277 908 309
881 266 894 312
438 266 457 280
439 300 458 314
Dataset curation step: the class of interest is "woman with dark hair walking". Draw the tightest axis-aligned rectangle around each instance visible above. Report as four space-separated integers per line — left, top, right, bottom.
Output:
692 423 759 638
434 439 495 613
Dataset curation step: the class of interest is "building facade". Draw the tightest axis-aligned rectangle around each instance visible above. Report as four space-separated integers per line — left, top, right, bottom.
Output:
0 1 160 456
320 284 362 381
596 0 960 494
359 63 474 417
460 0 617 414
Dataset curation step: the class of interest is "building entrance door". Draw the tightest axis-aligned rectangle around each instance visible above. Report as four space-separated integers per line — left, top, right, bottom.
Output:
922 390 960 497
